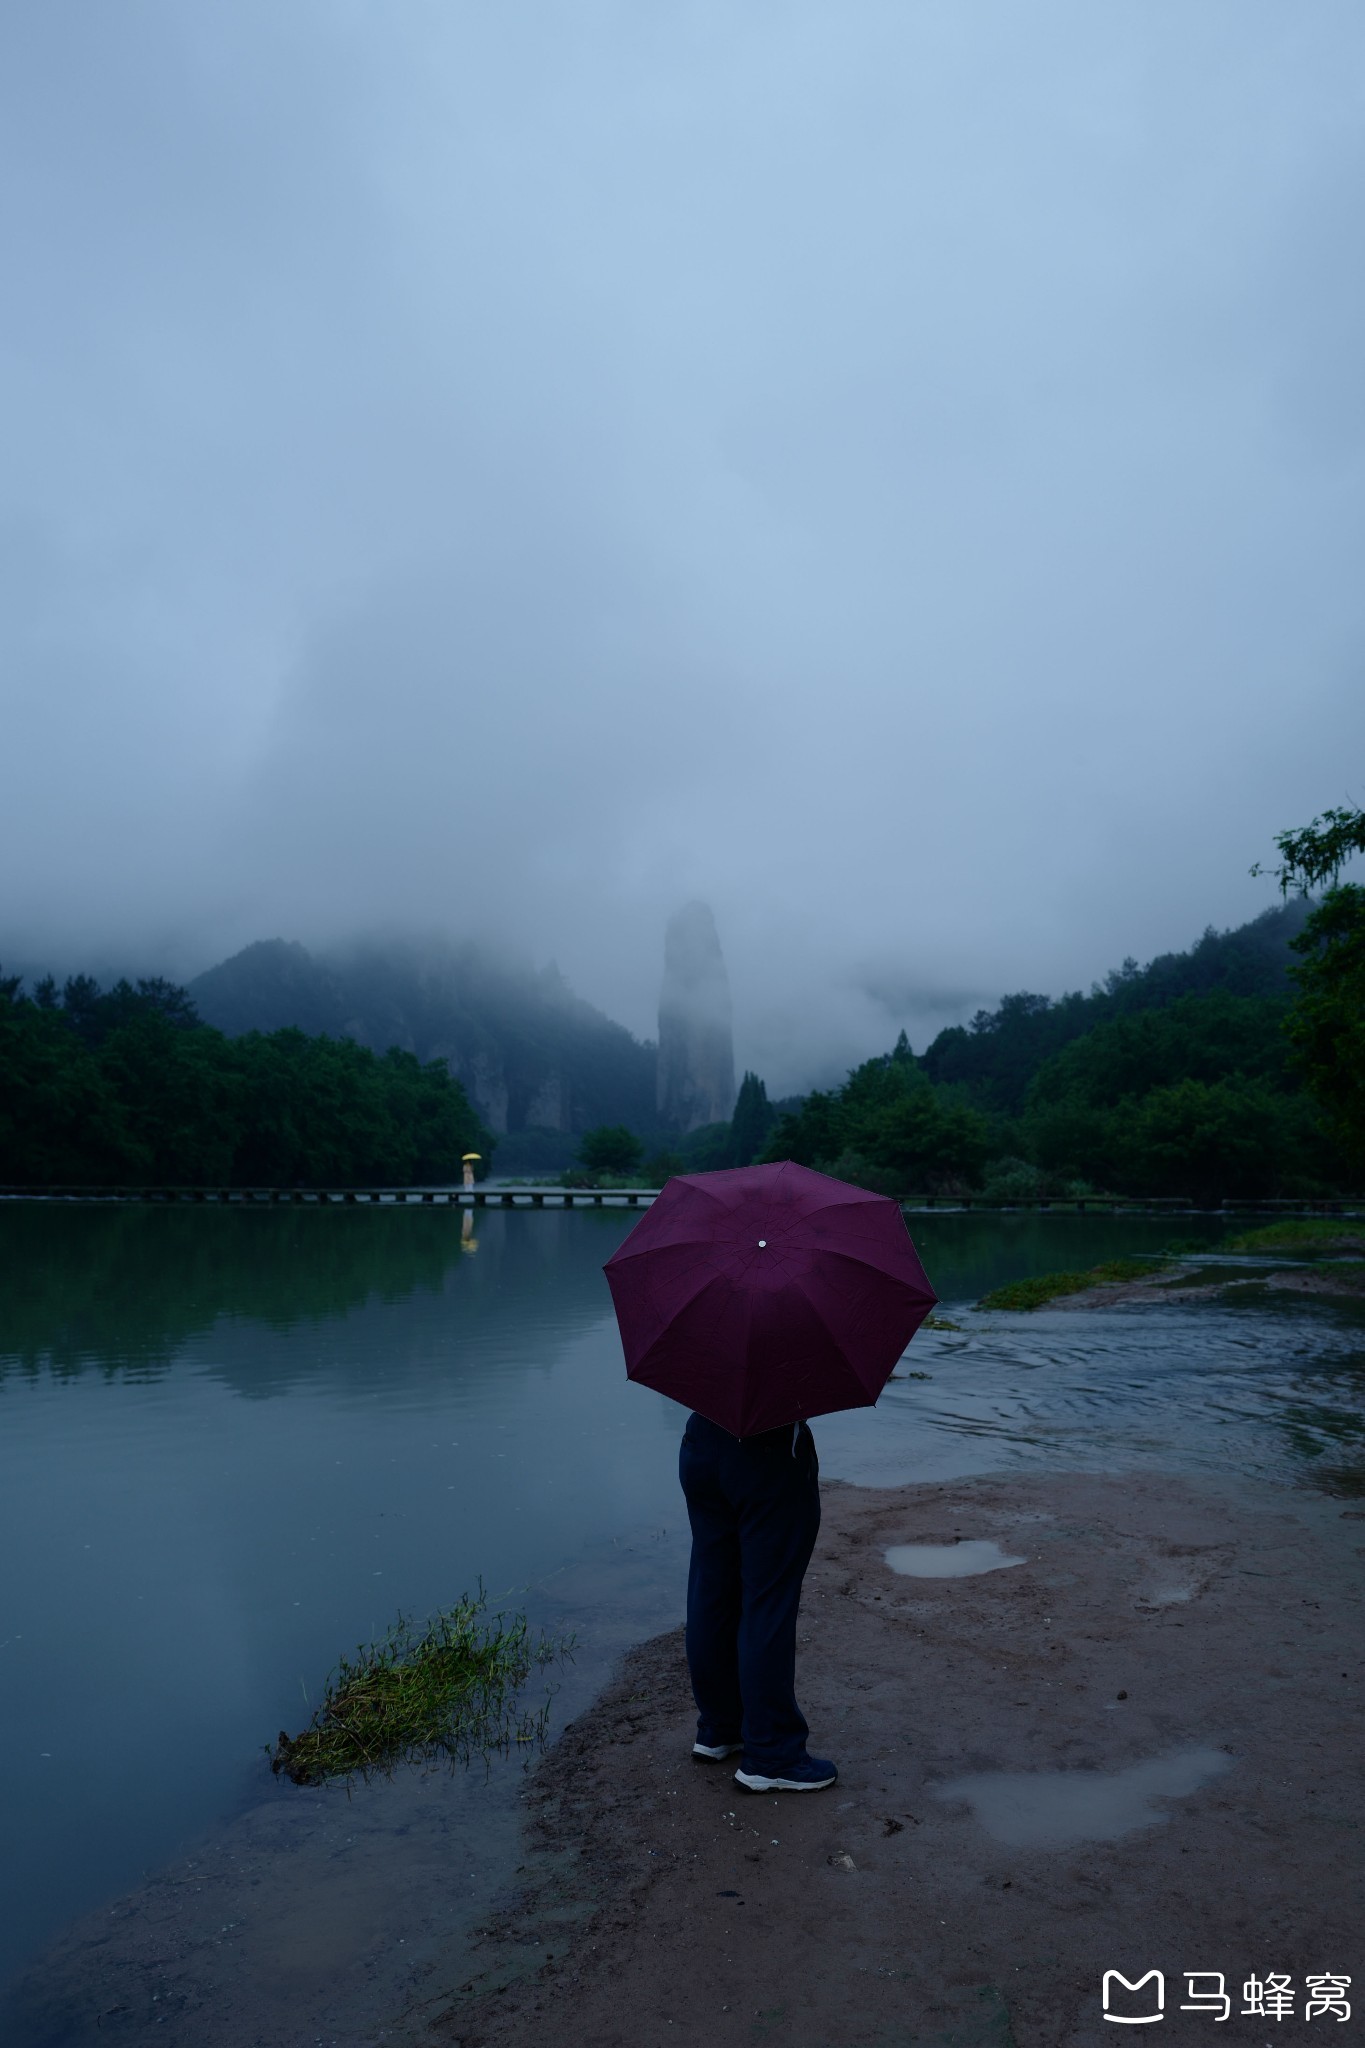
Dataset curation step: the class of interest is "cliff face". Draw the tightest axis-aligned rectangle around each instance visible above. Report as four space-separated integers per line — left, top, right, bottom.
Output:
656 902 736 1133
190 938 656 1137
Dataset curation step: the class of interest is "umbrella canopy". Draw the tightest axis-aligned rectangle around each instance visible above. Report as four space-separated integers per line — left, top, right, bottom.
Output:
603 1160 937 1435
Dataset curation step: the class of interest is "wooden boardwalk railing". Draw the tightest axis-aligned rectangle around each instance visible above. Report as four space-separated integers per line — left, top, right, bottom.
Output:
0 1185 1359 1214
0 1183 662 1207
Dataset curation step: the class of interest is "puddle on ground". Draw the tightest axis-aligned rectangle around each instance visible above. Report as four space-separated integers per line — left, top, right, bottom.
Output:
933 1745 1233 1848
884 1540 1027 1578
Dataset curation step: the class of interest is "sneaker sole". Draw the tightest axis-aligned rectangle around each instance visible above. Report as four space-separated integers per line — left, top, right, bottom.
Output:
693 1743 743 1761
734 1767 837 1792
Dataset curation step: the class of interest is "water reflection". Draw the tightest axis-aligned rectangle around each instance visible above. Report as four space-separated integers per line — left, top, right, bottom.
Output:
0 1201 1227 1385
0 1200 624 1399
884 1540 1026 1577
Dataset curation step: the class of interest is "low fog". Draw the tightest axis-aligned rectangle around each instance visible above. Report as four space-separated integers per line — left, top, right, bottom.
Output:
2 2 1363 1094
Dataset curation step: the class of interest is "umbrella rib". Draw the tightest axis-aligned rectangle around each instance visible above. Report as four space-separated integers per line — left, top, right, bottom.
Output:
783 1267 924 1393
780 1273 859 1370
606 1183 736 1264
608 1229 730 1266
801 1243 935 1294
756 1275 882 1417
776 1168 879 1212
632 1262 737 1334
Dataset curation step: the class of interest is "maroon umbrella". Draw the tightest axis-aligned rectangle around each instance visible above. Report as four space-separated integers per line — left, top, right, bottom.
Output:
603 1160 937 1436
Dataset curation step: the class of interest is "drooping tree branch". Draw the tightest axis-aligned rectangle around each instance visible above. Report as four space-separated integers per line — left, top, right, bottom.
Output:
1253 806 1365 894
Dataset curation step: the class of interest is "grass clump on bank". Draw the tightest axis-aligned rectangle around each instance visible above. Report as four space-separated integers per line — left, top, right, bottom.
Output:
270 1590 568 1787
1223 1219 1365 1257
979 1258 1165 1312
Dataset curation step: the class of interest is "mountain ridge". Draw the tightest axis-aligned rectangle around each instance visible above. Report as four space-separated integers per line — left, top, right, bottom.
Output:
189 935 657 1139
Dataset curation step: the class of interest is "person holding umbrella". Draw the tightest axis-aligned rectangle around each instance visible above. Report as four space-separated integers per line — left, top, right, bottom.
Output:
604 1160 936 1793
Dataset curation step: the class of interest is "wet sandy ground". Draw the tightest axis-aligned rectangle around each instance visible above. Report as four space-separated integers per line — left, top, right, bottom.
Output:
436 1471 1365 2048
1 1764 523 2047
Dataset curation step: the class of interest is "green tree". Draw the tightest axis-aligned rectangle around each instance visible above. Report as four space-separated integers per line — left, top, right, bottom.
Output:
1255 806 1365 893
0 968 491 1187
761 1088 844 1169
1117 1078 1286 1205
1025 992 1294 1109
1286 886 1365 1173
577 1125 644 1179
0 982 141 1181
920 903 1308 1113
852 1085 988 1193
1255 805 1365 1171
727 1071 774 1167
98 1010 242 1182
1020 989 1338 1198
760 1047 988 1195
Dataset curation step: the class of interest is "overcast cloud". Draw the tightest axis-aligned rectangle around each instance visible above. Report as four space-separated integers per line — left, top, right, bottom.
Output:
2 1 1363 1093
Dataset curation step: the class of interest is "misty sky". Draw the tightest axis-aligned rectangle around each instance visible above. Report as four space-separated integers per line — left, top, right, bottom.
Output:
3 2 1363 1093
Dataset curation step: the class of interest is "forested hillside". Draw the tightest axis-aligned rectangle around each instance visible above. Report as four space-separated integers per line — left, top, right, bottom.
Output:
191 936 657 1142
0 970 491 1186
763 901 1347 1203
919 900 1310 1111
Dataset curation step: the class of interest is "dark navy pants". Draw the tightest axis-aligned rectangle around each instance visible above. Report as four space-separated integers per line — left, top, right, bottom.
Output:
678 1412 821 1774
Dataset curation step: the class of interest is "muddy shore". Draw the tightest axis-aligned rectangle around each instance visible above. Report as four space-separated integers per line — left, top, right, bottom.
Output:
439 1470 1365 2048
1055 1261 1365 1312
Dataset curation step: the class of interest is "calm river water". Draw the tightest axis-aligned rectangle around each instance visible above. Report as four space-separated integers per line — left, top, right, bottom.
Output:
2 1201 1362 2038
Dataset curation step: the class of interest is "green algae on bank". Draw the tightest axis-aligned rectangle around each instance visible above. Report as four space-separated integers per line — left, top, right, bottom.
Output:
271 1591 569 1787
1223 1219 1365 1256
977 1257 1166 1311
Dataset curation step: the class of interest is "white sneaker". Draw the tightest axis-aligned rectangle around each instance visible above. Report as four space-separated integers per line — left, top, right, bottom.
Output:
734 1756 837 1792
